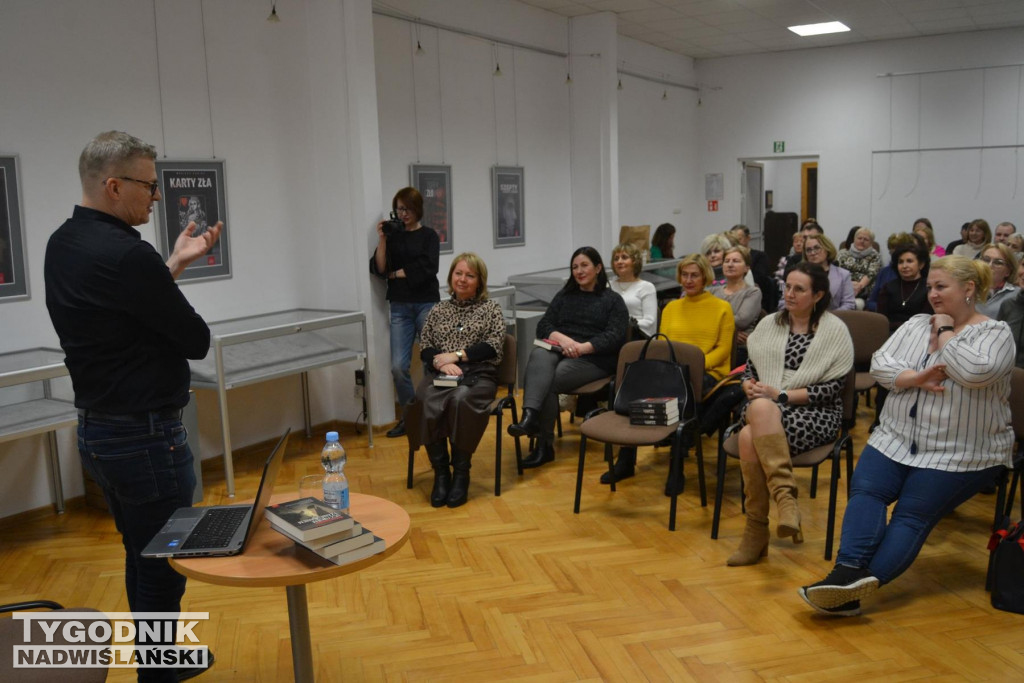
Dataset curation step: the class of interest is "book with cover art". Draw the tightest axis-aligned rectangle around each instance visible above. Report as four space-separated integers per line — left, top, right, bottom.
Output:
433 374 462 388
264 497 354 541
300 527 376 559
533 338 562 351
270 521 363 549
629 414 679 426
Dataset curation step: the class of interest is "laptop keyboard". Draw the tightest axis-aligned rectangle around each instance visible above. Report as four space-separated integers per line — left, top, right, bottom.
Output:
180 507 249 550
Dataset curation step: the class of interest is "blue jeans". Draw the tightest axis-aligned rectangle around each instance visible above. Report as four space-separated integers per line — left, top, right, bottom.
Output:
78 413 195 682
836 445 1001 585
390 301 435 407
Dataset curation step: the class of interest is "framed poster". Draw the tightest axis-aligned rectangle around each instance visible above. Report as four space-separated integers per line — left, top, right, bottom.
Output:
409 164 452 254
155 159 230 282
492 166 524 248
0 156 28 301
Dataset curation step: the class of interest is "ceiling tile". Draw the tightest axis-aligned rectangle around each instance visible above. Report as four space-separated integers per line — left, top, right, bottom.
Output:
618 7 687 22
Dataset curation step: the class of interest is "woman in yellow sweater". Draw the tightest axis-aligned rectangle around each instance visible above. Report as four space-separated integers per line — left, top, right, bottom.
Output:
603 254 736 495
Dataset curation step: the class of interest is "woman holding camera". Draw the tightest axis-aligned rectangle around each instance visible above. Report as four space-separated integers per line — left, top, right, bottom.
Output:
370 187 441 438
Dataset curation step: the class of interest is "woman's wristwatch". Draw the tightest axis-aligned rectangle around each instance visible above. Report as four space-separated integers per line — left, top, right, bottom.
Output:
777 390 789 405
455 350 464 361
937 325 954 336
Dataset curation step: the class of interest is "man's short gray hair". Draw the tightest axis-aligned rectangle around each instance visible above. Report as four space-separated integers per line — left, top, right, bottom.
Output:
78 131 157 186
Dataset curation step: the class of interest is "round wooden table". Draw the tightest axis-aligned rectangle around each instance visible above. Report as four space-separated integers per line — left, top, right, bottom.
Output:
171 492 410 682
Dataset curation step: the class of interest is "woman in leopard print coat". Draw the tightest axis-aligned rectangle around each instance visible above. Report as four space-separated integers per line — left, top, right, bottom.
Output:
408 252 506 508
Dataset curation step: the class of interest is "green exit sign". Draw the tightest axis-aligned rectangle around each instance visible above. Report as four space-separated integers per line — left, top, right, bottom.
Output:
773 141 785 153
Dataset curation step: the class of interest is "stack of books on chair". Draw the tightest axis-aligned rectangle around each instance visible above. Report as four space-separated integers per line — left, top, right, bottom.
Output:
265 497 385 565
629 397 679 426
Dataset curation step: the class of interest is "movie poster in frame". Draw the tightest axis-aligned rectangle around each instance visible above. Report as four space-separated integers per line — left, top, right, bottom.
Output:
409 164 452 254
0 156 28 302
155 159 230 282
492 166 524 248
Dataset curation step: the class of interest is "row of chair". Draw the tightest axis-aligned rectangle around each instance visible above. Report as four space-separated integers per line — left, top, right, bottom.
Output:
407 313 1024 562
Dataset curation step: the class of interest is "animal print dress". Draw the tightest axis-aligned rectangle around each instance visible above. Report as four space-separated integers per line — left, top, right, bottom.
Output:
739 332 844 453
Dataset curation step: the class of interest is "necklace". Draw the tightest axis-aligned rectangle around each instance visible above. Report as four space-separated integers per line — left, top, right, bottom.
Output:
900 278 921 307
614 279 636 293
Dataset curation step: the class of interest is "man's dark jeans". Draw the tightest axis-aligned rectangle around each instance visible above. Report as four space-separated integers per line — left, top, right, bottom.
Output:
78 413 195 682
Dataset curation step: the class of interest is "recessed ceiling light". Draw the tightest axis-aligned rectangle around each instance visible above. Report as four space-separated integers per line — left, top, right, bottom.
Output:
788 21 850 37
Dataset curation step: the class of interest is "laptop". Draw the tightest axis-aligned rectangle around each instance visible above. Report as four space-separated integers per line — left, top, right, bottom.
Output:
142 429 291 559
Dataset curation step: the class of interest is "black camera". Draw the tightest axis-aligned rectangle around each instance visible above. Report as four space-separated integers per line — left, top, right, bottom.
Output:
382 211 405 237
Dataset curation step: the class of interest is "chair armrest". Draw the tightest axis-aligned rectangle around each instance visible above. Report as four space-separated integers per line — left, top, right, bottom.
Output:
583 406 608 421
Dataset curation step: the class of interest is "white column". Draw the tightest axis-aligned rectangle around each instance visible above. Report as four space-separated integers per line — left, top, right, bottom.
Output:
569 13 619 255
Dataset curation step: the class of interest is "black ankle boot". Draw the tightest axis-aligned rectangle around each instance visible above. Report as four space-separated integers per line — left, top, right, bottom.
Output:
447 448 472 508
522 439 554 469
508 408 541 438
600 447 637 484
425 442 451 508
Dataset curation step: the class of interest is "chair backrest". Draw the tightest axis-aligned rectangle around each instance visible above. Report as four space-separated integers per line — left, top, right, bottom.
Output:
839 366 858 426
496 334 517 388
615 339 706 398
832 309 890 364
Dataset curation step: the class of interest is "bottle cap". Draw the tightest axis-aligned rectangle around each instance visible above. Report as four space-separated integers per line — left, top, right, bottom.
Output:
326 431 339 442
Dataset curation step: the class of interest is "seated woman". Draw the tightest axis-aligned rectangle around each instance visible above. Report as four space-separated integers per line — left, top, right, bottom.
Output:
602 254 737 491
876 242 932 332
728 262 853 566
1007 233 1024 258
650 222 678 280
609 242 658 339
835 227 881 308
952 218 990 259
710 245 762 362
976 242 1018 318
413 253 506 508
508 247 628 468
800 255 1014 616
913 218 944 258
775 231 804 289
701 233 733 285
782 233 856 310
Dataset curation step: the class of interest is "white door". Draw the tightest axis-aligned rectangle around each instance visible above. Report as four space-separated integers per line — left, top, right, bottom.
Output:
740 162 764 250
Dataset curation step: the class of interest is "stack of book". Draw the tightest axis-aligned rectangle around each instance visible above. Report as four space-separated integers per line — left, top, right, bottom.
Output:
433 374 461 388
629 397 679 426
264 497 385 565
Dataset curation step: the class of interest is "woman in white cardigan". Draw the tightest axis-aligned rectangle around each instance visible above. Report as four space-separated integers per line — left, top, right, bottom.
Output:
728 261 854 567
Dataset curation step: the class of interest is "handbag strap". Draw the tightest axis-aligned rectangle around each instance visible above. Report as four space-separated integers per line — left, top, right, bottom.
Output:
638 333 679 365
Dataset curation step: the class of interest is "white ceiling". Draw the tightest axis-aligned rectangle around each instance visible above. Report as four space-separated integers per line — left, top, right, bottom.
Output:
517 0 1024 59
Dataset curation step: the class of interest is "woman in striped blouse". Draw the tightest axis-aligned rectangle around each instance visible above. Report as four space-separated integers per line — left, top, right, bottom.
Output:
799 255 1015 616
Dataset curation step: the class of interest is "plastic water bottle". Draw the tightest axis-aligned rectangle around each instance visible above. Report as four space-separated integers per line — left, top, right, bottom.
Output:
321 431 349 514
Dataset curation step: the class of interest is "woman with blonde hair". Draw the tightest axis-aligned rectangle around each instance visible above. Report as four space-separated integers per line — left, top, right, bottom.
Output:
912 219 944 258
701 233 733 285
782 233 856 310
710 245 762 344
412 253 506 507
977 242 1018 318
609 242 658 338
801 255 1013 615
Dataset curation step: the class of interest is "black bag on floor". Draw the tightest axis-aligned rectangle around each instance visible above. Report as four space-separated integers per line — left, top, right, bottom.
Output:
987 520 1024 614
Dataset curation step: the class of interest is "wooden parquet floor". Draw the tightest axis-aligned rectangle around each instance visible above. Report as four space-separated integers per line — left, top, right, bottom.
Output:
2 399 1024 682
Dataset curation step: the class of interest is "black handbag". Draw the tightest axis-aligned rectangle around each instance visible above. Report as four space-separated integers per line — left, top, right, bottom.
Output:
613 334 692 417
987 519 1024 614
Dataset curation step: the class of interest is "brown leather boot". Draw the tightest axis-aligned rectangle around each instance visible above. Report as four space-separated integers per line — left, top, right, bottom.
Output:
753 433 803 543
727 460 771 566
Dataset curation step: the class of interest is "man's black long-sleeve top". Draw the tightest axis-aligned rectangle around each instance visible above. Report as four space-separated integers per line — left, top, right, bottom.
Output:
44 205 210 412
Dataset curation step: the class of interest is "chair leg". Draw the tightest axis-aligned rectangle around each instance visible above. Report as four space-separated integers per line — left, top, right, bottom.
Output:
711 447 728 539
510 400 524 475
668 435 683 531
604 443 617 491
993 467 1008 531
574 435 588 513
494 412 503 497
695 431 707 508
846 438 855 497
407 445 416 489
809 463 819 498
824 442 843 561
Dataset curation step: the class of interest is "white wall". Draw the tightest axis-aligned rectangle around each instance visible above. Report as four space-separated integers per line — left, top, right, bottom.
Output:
0 0 365 518
694 27 1024 250
617 36 699 253
373 7 574 285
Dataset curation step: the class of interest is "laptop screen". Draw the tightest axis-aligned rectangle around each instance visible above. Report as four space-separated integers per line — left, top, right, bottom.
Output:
240 429 291 546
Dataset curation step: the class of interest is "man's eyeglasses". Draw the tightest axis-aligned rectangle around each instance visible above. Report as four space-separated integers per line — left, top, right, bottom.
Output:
110 177 159 198
981 256 1008 268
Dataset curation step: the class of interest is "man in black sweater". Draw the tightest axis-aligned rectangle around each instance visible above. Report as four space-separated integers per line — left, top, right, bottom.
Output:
45 131 220 682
